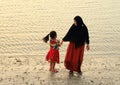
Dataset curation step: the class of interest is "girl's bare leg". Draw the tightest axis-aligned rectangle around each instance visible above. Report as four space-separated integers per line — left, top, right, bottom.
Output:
49 61 52 71
51 62 54 72
51 62 58 73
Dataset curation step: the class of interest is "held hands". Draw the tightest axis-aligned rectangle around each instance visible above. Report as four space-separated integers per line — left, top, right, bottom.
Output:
57 40 63 47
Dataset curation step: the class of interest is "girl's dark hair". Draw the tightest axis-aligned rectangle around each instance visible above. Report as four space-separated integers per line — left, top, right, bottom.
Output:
42 31 57 43
74 16 84 26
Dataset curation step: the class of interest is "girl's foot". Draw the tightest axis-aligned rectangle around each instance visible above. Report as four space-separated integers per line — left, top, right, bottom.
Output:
54 68 59 71
51 69 58 73
49 68 52 71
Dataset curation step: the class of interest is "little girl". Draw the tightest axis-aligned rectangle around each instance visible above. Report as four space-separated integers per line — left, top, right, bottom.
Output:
43 31 60 73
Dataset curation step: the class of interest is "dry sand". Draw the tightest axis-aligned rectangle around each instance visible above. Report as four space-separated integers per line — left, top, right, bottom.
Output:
0 56 120 85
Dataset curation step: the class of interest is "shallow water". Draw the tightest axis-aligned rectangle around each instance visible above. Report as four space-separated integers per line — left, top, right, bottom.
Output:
0 0 120 57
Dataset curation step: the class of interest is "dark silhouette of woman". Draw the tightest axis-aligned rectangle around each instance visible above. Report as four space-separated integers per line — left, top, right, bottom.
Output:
61 16 90 75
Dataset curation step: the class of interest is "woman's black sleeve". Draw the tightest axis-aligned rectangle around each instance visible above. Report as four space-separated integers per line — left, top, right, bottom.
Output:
62 24 74 41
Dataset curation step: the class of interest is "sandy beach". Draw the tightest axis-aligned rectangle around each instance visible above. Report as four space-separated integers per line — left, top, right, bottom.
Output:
0 56 120 85
0 0 120 85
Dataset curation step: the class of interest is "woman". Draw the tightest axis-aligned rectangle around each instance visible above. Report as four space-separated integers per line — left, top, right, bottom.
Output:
61 16 90 75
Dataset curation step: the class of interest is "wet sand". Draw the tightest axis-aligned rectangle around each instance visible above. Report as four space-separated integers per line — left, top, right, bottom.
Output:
0 56 120 85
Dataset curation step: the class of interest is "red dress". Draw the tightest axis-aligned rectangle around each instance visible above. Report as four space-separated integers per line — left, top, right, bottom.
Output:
46 40 60 63
64 42 85 72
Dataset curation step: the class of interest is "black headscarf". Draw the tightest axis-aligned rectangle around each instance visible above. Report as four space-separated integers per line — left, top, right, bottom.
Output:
63 16 89 48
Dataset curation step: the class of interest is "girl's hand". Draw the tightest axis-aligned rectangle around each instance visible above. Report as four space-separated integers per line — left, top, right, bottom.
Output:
86 44 90 51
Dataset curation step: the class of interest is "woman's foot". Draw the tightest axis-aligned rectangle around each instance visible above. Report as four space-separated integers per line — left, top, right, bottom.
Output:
78 71 82 75
69 70 73 75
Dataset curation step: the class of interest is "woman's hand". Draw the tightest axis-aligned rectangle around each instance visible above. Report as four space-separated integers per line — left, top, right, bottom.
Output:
86 44 90 51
